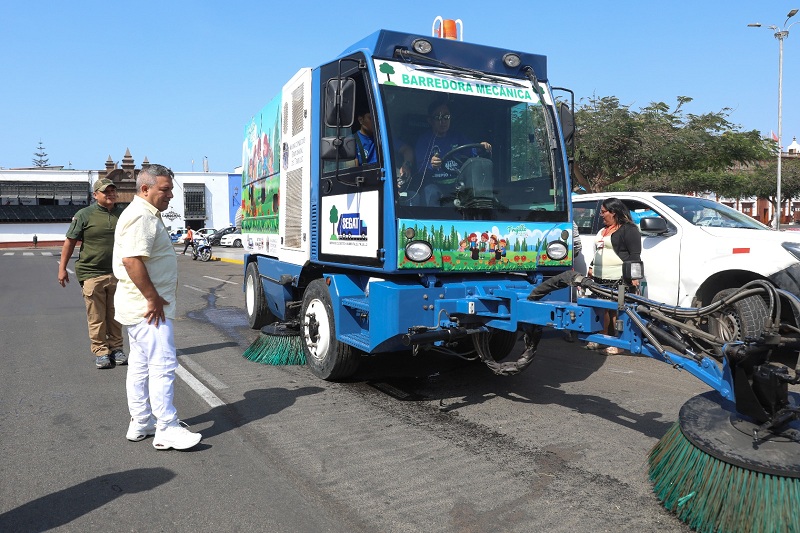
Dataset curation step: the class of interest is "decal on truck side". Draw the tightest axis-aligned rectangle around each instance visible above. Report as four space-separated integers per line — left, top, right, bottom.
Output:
321 191 379 257
397 220 573 271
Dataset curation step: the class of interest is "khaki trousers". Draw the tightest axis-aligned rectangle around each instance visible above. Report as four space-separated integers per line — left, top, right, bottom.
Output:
81 273 123 357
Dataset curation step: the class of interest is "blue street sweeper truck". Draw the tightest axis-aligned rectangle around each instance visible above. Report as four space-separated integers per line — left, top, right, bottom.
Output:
239 21 800 531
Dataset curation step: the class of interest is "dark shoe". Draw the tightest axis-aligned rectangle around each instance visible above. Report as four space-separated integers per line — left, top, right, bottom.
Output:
95 354 114 369
110 349 128 366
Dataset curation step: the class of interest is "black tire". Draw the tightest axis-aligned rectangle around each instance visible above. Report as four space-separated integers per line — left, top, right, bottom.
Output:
245 262 274 329
233 239 242 248
301 279 360 380
708 288 769 344
472 329 518 361
488 329 518 361
199 248 212 262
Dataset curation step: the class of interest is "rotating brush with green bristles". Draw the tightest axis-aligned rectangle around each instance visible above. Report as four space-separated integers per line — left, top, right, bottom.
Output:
243 322 305 366
648 392 800 533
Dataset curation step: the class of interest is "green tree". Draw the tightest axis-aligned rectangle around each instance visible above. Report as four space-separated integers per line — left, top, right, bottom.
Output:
379 62 396 84
739 158 800 223
33 140 49 167
573 96 772 193
329 205 339 238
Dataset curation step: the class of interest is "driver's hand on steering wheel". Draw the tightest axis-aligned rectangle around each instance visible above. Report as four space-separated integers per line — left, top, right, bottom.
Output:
480 141 492 152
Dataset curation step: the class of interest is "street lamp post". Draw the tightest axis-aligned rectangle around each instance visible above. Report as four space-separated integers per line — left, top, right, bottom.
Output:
749 8 799 230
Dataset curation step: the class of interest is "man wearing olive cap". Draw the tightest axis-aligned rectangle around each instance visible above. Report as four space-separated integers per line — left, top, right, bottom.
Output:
58 177 127 369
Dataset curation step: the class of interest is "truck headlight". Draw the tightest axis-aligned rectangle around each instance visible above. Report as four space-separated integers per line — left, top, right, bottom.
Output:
782 242 800 261
405 241 433 263
546 240 568 261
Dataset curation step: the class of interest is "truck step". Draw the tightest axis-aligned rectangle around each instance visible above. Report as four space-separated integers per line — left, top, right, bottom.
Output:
340 331 370 351
341 296 370 312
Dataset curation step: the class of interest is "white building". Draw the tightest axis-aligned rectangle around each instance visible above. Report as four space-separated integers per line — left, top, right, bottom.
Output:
0 163 242 245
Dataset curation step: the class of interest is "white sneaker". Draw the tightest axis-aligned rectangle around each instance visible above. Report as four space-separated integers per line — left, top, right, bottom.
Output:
126 416 157 442
152 421 202 450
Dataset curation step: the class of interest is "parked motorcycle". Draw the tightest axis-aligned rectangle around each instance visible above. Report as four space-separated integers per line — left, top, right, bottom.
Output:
191 237 212 262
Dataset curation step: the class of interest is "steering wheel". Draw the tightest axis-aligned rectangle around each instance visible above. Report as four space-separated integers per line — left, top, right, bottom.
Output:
439 143 491 178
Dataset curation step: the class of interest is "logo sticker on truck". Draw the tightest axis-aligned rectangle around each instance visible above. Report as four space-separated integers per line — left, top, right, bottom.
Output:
321 191 379 257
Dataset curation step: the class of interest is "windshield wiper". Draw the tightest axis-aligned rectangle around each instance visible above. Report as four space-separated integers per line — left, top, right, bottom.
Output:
396 49 526 87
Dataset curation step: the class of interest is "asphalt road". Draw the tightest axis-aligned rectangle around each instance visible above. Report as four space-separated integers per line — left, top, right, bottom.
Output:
0 245 705 532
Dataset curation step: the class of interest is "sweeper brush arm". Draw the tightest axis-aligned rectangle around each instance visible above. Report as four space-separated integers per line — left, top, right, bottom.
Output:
525 271 800 439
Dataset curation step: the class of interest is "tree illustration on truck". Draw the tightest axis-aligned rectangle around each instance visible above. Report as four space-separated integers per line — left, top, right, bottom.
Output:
329 205 339 240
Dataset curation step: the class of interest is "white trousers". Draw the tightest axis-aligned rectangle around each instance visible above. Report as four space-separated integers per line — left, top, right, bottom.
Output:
126 318 178 430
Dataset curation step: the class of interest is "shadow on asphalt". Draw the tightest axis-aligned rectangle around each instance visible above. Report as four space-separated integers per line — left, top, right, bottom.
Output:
181 387 324 440
0 468 175 531
344 332 674 440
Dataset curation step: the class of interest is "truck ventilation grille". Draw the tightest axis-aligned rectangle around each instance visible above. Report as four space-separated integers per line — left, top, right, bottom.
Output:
282 102 289 135
285 167 303 248
309 202 318 257
292 84 304 136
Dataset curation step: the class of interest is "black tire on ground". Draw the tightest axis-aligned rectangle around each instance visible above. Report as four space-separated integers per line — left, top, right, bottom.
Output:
199 248 212 262
301 278 360 380
708 288 769 344
473 329 518 361
245 262 274 329
233 239 242 248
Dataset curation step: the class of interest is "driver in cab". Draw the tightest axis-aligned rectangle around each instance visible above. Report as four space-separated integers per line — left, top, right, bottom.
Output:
412 98 491 205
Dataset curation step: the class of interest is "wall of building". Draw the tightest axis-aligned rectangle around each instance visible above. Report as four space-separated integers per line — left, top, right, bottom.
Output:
0 168 241 244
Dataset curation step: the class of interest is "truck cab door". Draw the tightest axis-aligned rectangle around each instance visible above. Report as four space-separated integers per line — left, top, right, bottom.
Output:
317 54 384 267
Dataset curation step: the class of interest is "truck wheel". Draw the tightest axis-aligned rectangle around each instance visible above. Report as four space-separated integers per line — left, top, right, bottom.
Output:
301 279 360 380
708 288 769 344
472 329 518 361
245 262 274 329
488 330 518 361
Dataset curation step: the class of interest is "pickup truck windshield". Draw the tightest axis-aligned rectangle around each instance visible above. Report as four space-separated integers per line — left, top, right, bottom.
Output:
656 195 771 230
377 60 567 222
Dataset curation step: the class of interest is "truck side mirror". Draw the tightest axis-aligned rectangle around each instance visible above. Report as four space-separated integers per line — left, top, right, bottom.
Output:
320 136 357 160
324 77 356 128
639 217 668 235
558 101 575 152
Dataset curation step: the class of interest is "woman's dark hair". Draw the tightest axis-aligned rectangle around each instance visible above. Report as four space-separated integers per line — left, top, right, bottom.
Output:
601 197 633 225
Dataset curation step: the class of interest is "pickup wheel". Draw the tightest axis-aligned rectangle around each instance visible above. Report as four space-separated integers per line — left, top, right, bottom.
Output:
708 288 769 345
245 262 274 329
301 279 360 381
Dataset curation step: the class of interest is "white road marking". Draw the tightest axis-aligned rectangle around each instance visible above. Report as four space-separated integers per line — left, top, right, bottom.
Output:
179 355 229 390
23 252 33 256
204 276 238 285
176 364 225 408
183 284 227 298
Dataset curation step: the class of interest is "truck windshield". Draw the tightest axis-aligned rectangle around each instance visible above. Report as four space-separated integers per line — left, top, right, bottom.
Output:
377 60 567 222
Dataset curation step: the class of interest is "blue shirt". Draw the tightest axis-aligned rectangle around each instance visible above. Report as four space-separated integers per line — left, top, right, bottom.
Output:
414 130 473 182
355 130 377 165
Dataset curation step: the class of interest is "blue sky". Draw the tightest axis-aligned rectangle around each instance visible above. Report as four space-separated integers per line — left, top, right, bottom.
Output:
2 1 799 172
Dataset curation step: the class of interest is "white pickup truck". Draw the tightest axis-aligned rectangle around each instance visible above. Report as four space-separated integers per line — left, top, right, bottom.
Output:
572 192 800 337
